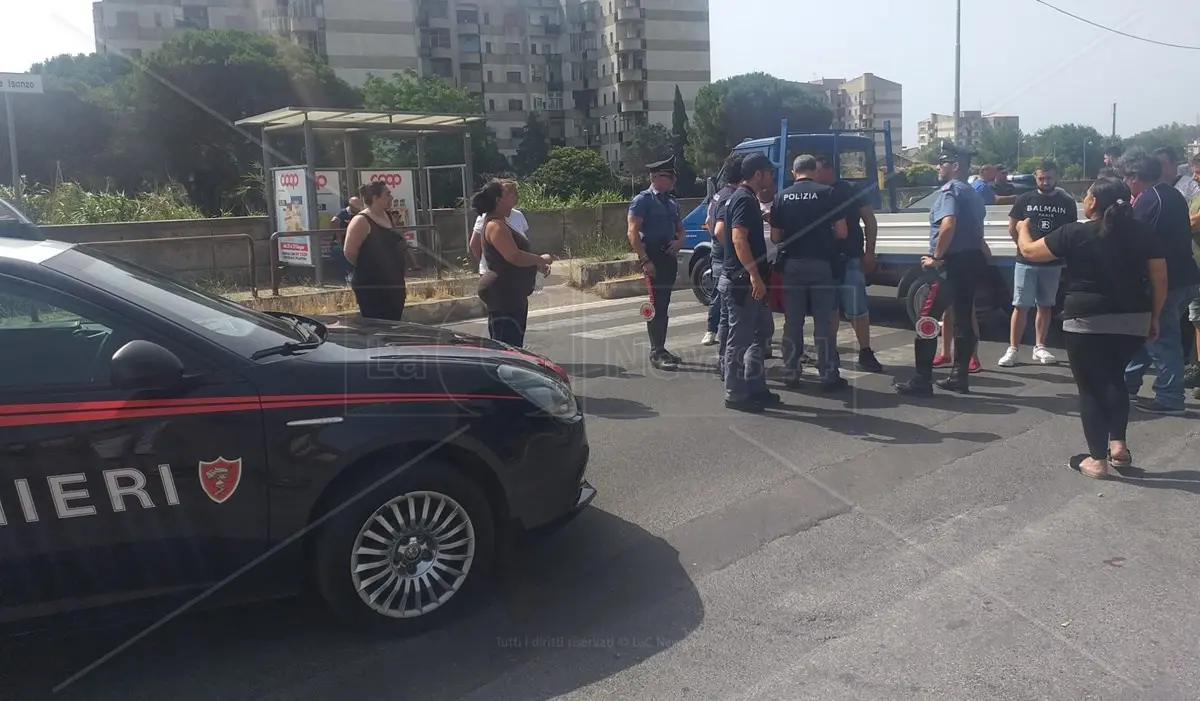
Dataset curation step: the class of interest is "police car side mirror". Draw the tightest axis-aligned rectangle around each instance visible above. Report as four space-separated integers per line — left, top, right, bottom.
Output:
110 340 185 391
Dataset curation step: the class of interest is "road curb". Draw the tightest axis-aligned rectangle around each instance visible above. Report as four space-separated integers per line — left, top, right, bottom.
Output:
592 275 648 299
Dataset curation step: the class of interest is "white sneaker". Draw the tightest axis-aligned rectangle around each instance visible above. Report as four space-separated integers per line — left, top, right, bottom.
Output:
1033 345 1057 365
701 331 717 346
998 346 1019 367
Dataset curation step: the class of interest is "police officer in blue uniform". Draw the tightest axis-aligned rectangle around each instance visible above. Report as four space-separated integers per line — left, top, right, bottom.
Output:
627 155 687 370
894 143 989 396
708 153 746 379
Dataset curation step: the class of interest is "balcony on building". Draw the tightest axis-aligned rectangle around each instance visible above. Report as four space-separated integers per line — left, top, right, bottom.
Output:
616 38 646 53
617 67 646 83
616 6 645 22
618 95 647 112
455 5 479 32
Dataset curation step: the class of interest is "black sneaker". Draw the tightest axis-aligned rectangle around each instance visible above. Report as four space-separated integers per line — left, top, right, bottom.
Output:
784 370 803 389
725 397 765 413
856 348 883 373
650 353 678 371
820 377 849 392
935 376 969 394
894 378 934 397
752 390 783 406
1134 399 1186 416
661 349 683 365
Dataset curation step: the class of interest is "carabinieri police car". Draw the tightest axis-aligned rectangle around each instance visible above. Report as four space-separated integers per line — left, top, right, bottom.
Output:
0 198 593 636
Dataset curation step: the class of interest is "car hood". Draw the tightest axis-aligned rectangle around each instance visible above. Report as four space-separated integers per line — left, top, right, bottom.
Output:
307 314 571 382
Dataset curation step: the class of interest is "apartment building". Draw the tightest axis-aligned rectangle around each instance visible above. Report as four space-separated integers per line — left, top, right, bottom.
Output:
982 113 1019 132
808 73 903 161
916 110 985 149
92 0 711 165
93 0 258 60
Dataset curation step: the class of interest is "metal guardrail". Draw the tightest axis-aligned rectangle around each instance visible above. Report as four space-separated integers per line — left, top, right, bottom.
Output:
80 233 260 298
269 225 449 296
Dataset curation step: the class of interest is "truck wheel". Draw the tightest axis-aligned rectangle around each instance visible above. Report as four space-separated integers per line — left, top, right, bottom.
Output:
691 252 714 306
905 270 938 327
312 458 496 636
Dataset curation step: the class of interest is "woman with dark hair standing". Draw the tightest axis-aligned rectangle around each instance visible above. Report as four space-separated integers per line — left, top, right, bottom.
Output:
1017 177 1167 479
475 179 552 347
343 181 408 321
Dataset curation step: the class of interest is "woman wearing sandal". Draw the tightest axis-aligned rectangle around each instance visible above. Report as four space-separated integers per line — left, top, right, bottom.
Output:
1017 177 1167 479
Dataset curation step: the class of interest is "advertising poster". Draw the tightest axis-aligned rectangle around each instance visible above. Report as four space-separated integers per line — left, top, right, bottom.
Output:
359 169 420 249
315 170 342 258
273 166 313 266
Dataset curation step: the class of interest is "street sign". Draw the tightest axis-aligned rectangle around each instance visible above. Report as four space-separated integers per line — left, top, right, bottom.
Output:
0 74 44 95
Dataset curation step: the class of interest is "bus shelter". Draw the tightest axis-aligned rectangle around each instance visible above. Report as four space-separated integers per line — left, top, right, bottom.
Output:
234 107 484 291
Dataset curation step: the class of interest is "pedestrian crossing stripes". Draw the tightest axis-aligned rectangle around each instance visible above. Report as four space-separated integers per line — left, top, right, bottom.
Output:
573 312 712 340
526 307 653 333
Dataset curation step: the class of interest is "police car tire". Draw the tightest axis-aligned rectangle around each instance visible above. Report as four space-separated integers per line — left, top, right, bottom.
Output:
312 459 495 636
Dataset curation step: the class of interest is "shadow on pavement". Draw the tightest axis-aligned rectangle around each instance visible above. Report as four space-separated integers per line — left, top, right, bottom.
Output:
559 363 645 379
1111 466 1200 495
765 401 1002 445
578 395 659 419
2 510 702 701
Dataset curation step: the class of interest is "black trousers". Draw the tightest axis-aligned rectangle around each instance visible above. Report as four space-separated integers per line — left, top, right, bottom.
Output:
913 249 987 382
353 284 406 322
487 297 530 347
1064 331 1145 459
643 246 678 354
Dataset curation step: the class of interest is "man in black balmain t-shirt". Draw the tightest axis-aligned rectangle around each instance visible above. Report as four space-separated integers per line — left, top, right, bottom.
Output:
999 159 1077 368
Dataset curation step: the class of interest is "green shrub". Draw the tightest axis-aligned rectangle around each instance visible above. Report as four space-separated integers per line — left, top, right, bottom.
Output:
0 181 207 224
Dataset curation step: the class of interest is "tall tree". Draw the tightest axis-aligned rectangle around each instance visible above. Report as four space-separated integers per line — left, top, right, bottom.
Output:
362 70 509 205
133 29 361 214
976 122 1023 170
513 112 550 176
670 85 698 196
1124 122 1200 156
625 123 673 176
687 72 832 173
1026 123 1105 176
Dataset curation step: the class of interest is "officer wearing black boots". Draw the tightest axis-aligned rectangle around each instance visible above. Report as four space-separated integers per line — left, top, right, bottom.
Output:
894 142 989 396
627 155 687 370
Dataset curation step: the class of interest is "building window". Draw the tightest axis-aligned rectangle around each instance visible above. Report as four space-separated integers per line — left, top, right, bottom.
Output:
483 12 490 24
505 42 520 54
489 99 495 110
508 99 523 111
431 28 451 48
531 44 538 55
487 70 493 82
456 9 478 23
485 41 492 53
507 71 521 83
427 0 448 19
115 10 138 27
533 96 545 110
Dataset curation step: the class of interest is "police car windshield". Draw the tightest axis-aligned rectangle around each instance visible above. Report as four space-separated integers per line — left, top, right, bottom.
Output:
43 246 307 356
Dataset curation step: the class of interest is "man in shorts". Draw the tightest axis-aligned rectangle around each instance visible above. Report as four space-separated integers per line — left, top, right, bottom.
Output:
814 156 883 372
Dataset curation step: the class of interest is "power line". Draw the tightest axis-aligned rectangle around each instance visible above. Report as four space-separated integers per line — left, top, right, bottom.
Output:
1032 0 1200 50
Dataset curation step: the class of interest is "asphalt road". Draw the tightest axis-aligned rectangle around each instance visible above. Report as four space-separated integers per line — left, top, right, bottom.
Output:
6 288 1200 700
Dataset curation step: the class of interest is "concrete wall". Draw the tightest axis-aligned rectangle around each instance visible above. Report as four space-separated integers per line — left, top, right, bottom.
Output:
31 197 698 288
43 217 273 288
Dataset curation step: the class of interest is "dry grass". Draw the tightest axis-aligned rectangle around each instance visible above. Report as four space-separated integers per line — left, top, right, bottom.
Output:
238 277 473 316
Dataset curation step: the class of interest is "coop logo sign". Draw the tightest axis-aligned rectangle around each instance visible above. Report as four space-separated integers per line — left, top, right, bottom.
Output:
369 173 405 188
279 172 301 188
0 73 44 94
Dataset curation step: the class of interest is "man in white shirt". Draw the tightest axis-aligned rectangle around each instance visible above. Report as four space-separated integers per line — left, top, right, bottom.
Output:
469 181 528 274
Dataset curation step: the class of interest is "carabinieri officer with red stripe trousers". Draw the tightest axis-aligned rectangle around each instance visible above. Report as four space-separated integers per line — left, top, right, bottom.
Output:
627 155 687 371
894 142 990 397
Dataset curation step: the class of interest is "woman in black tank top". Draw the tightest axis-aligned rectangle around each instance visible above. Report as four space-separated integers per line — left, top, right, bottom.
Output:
343 181 408 321
473 179 552 347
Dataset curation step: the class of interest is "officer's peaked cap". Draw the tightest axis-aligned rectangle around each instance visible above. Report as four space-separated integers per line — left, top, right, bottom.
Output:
647 155 677 175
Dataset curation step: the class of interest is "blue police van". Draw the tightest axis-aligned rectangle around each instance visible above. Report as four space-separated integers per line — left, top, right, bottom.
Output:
681 121 892 307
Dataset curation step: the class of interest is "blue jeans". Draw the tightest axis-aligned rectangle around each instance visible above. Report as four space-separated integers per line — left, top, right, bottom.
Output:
707 282 722 333
719 275 768 401
1125 285 1195 409
782 257 840 381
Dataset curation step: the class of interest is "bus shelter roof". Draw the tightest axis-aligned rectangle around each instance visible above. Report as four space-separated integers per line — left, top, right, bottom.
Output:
235 107 485 134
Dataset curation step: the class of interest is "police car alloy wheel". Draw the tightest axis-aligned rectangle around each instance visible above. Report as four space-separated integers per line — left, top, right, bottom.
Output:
313 459 495 635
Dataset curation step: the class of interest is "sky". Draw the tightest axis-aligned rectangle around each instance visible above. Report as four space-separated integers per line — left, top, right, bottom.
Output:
3 0 1198 146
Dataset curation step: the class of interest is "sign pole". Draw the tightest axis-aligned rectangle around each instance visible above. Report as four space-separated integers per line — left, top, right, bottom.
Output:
5 92 18 199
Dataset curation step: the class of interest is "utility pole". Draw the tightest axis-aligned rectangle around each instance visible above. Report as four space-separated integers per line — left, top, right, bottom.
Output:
953 0 962 147
1111 103 1117 139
